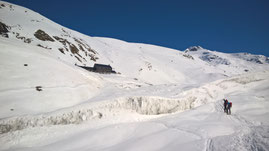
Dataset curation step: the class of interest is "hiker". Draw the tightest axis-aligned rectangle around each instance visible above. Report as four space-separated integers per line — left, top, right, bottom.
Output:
223 99 228 113
227 101 232 115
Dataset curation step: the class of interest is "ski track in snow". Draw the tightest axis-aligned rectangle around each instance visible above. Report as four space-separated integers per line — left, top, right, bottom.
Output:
208 100 269 151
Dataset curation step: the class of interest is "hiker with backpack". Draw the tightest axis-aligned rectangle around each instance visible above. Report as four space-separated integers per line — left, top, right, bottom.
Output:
223 99 228 113
227 101 232 115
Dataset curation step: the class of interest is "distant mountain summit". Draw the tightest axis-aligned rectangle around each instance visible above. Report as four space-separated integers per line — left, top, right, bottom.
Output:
231 53 269 64
184 46 203 52
184 46 269 67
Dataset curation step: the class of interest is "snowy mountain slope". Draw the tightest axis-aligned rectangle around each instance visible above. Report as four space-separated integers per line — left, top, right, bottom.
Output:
0 1 99 66
0 37 103 119
1 1 269 151
1 1 269 85
184 46 269 75
1 71 269 150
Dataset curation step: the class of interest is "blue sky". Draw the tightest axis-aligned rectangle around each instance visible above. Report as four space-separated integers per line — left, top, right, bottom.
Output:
4 0 269 56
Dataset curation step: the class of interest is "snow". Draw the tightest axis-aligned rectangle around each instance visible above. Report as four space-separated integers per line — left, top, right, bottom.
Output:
1 1 269 151
0 37 103 118
1 69 269 150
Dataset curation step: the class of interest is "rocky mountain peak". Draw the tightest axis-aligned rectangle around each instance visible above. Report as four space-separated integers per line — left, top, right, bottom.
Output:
184 46 203 52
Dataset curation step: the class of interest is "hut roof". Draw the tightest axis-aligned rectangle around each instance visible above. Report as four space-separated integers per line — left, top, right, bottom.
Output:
94 64 112 68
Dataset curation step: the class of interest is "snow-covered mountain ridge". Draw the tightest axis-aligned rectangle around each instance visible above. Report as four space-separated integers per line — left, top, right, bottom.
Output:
0 1 268 84
185 46 269 66
1 1 269 151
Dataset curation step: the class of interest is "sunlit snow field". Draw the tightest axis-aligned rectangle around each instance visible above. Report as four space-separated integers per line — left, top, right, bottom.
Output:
1 1 269 151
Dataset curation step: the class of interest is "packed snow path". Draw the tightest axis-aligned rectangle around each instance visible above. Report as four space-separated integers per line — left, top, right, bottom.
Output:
1 72 269 150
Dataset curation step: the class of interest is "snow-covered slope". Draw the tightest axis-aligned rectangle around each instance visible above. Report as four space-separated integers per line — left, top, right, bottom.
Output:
0 37 103 118
1 1 269 151
184 46 269 75
1 1 269 85
1 71 269 151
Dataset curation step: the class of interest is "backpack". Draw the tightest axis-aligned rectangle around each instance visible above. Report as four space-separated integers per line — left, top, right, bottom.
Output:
230 102 232 107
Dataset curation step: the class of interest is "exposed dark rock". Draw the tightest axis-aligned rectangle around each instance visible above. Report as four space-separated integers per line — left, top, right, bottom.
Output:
73 37 97 54
75 56 82 62
247 58 263 64
54 36 88 62
232 53 269 64
183 54 194 60
185 46 203 52
58 48 65 54
0 22 9 38
53 36 67 43
0 4 5 8
53 36 70 52
61 28 71 37
87 48 97 54
54 36 99 63
31 19 40 22
78 44 85 52
34 29 55 42
37 44 51 50
15 33 32 43
83 57 87 62
74 38 86 50
200 52 231 65
89 54 98 62
35 86 43 91
69 44 79 54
